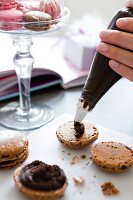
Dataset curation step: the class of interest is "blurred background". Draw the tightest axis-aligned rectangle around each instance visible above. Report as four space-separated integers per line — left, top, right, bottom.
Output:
65 0 126 25
56 0 127 73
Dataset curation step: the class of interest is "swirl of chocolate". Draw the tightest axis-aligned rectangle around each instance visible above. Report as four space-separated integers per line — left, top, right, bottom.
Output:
19 160 67 191
74 122 85 138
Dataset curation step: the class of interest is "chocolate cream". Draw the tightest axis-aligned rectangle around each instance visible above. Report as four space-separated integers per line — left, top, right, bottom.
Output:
19 160 67 191
74 121 85 138
81 8 133 111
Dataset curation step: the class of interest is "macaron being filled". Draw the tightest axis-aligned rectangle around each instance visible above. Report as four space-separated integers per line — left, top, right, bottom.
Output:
0 130 29 169
0 9 23 30
14 160 68 200
56 121 99 149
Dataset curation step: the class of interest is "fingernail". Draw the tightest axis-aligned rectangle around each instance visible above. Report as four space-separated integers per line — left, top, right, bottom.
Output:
117 18 128 27
109 60 119 68
97 42 109 52
99 30 110 39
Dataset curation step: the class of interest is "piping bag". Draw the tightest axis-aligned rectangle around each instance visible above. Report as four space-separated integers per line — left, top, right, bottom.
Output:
74 7 133 123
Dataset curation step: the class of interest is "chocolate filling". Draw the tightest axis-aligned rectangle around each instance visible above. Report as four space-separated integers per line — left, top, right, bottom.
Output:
19 160 67 191
74 122 85 138
0 160 14 165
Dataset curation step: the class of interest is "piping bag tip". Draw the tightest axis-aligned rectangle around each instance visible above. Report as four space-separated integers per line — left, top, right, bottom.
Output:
74 98 89 123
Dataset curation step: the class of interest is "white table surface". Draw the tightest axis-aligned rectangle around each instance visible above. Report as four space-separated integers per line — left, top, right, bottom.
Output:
0 114 133 200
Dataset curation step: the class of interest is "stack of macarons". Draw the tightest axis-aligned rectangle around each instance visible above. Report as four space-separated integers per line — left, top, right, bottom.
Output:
0 130 29 169
0 0 61 31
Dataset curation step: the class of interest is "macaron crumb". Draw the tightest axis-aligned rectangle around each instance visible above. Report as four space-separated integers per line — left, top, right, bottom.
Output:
101 182 119 195
73 176 85 185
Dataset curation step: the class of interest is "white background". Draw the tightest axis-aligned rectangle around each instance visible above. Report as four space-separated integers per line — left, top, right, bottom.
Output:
65 0 126 23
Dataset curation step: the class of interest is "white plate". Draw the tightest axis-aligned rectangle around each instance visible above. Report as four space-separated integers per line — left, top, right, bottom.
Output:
0 114 133 200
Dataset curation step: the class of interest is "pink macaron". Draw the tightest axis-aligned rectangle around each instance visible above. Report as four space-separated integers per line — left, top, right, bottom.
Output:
40 0 61 20
0 9 23 30
0 0 17 10
16 1 40 13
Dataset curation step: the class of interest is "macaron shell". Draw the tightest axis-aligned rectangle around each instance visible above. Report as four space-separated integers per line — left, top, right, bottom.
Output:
14 166 68 200
91 142 133 172
0 151 29 169
0 9 23 30
0 9 23 21
56 121 99 149
0 130 28 156
16 1 40 13
23 11 52 31
0 0 16 10
0 141 28 162
40 0 61 19
0 0 16 2
0 130 29 168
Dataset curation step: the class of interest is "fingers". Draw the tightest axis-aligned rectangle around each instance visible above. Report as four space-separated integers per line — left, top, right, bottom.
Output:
99 29 133 51
96 0 133 81
126 0 133 8
116 17 133 32
97 42 133 68
109 60 133 81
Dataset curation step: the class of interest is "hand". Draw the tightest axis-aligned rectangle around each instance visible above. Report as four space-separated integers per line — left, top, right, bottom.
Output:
97 0 133 81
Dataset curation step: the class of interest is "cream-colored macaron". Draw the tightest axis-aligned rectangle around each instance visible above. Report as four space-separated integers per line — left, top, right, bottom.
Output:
91 141 133 172
23 11 52 31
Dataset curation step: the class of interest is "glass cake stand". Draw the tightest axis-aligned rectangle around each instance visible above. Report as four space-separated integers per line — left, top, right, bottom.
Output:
0 1 70 130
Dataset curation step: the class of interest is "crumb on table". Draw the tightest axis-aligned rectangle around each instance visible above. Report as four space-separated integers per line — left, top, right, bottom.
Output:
73 176 85 185
101 181 119 195
80 154 86 159
70 156 78 165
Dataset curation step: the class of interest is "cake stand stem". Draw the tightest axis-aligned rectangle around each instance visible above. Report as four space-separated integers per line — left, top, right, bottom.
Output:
13 36 33 116
0 36 54 130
